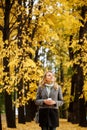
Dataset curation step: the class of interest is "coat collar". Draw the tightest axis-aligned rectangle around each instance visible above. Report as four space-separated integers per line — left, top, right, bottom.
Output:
43 86 55 98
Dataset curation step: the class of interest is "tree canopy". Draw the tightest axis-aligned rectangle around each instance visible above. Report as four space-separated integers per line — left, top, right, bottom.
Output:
0 0 87 127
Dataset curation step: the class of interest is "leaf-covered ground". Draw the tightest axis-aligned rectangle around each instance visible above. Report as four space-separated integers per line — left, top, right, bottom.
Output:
2 115 87 130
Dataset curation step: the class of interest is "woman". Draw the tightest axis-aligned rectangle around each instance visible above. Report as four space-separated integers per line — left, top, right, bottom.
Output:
35 71 63 130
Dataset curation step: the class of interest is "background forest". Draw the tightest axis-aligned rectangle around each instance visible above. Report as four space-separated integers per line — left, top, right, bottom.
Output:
0 0 87 129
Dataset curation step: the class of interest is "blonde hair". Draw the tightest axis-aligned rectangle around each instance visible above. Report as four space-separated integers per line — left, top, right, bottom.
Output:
39 71 59 90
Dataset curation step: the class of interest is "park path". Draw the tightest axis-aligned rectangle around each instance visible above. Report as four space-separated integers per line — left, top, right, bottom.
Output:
1 114 87 130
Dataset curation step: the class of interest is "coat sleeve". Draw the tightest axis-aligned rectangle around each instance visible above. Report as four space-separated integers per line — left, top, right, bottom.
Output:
35 87 44 106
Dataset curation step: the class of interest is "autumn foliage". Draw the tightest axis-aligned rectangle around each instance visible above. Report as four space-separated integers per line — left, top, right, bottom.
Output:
0 0 87 129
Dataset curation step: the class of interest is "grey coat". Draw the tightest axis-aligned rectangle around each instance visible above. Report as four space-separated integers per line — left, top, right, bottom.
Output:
35 84 63 127
35 84 63 109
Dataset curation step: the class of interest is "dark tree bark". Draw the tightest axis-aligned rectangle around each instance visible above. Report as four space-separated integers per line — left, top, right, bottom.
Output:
79 97 87 126
17 0 25 124
18 106 25 124
59 61 67 118
17 79 25 124
24 0 40 122
78 6 87 126
0 113 2 130
25 100 37 122
3 0 16 128
68 6 87 126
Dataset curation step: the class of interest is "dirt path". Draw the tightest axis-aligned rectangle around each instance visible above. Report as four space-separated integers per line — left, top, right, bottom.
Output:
1 114 87 130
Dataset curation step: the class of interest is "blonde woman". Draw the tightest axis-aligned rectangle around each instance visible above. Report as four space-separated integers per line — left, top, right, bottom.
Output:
35 71 63 130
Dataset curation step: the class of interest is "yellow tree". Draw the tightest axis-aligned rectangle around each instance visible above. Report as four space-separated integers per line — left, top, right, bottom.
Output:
0 0 17 128
39 0 87 123
1 0 87 127
53 0 87 126
0 0 60 125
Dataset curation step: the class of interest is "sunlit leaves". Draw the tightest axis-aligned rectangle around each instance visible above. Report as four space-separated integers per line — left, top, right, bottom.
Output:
0 0 87 107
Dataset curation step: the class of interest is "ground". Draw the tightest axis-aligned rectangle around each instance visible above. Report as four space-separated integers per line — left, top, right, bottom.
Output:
1 115 87 130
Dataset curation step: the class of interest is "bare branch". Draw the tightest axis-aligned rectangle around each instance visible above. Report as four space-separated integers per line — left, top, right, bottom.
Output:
0 0 5 12
9 19 18 32
10 0 15 9
0 24 3 32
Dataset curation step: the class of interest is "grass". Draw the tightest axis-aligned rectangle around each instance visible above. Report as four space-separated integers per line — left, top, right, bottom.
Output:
1 114 87 130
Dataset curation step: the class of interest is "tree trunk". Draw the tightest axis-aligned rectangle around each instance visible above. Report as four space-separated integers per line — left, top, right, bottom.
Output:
4 91 16 127
68 6 87 126
78 6 87 126
25 100 37 122
0 113 2 130
17 0 25 123
18 106 25 124
79 97 87 126
59 61 67 118
3 0 16 128
17 79 25 124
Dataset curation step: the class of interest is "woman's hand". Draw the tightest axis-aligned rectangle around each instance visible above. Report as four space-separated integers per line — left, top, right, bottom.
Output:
43 99 56 105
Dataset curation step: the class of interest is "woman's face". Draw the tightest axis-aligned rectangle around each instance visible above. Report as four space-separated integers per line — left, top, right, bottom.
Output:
45 72 54 83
